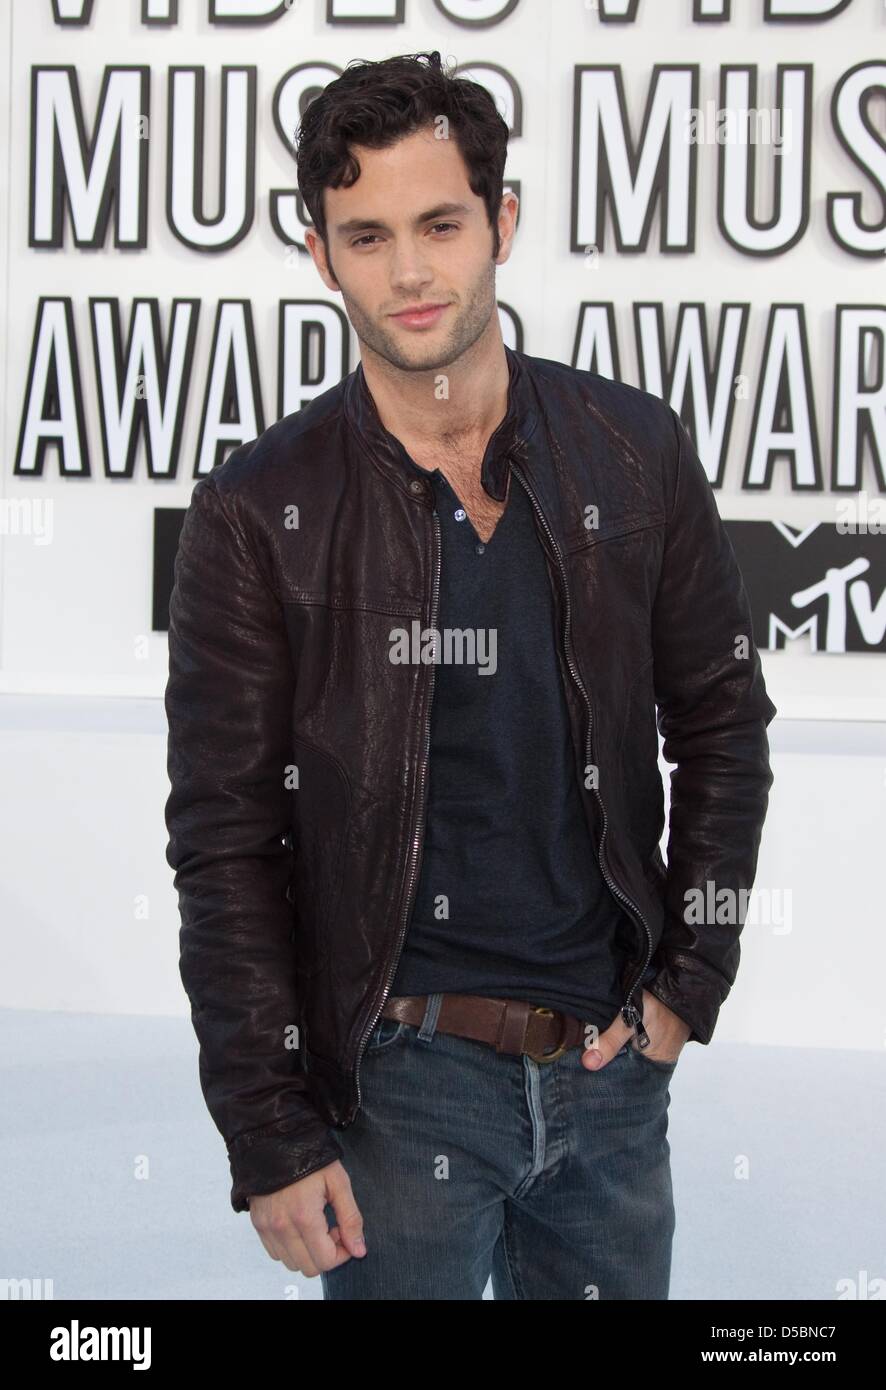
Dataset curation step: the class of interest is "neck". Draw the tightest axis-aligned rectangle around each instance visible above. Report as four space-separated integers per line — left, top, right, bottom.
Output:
359 322 510 463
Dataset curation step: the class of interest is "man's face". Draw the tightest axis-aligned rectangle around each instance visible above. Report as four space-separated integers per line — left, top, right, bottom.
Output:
305 125 516 373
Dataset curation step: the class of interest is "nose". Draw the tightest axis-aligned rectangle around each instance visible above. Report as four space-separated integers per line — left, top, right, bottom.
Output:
388 236 435 295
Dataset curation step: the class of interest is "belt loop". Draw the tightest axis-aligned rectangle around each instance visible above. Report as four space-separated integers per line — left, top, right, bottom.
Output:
418 992 443 1043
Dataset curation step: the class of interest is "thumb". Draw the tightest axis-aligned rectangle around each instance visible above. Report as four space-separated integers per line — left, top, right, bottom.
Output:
326 1168 367 1258
581 1017 633 1071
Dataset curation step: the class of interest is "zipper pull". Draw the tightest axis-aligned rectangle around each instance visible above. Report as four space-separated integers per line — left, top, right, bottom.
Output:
621 1001 651 1050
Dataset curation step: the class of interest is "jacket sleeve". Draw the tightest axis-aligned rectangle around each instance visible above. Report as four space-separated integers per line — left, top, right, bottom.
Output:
645 406 777 1045
164 471 344 1212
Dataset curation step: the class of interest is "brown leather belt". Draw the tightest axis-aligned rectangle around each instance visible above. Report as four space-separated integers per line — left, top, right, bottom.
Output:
382 993 594 1063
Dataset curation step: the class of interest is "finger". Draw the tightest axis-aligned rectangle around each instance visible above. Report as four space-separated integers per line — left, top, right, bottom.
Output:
325 1169 367 1259
253 1204 327 1276
255 1229 284 1263
276 1229 320 1277
581 1017 634 1070
295 1226 356 1276
268 1219 344 1278
298 1206 353 1275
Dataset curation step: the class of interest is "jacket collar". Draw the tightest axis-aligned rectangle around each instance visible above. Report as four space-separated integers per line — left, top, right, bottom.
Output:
343 343 540 502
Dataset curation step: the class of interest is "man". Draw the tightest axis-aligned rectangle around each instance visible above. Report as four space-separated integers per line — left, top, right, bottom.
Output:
164 51 776 1300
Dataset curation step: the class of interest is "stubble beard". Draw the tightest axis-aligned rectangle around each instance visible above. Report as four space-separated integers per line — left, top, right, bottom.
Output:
340 256 498 376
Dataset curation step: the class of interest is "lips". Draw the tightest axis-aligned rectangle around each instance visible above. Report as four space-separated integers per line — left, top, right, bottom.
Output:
390 303 449 330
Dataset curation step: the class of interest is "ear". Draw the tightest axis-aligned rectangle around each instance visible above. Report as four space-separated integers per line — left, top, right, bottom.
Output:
493 189 519 266
305 228 341 292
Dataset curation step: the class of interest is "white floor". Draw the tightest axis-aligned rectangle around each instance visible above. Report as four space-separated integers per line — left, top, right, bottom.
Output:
2 1007 883 1301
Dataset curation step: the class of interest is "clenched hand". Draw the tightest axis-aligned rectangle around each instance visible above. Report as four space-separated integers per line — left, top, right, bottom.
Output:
249 1160 367 1276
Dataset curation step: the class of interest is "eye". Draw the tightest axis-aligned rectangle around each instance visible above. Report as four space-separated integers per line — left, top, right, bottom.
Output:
349 223 458 248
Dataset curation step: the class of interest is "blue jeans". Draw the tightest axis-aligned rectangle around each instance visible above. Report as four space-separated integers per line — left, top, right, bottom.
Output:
320 993 676 1300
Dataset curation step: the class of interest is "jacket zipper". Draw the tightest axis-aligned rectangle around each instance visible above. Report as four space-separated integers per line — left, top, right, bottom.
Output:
508 461 653 1049
350 503 442 1118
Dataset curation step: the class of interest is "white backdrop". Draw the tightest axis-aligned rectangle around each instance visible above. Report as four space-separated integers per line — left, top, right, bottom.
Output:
1 0 884 1047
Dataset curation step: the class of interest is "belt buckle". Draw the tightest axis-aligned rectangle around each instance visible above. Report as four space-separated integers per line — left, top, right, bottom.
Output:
525 1006 570 1064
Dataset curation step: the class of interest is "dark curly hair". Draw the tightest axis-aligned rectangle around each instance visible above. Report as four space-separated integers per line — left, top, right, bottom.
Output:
294 50 510 260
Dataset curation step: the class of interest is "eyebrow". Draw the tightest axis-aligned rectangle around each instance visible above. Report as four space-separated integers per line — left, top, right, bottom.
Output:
333 202 474 237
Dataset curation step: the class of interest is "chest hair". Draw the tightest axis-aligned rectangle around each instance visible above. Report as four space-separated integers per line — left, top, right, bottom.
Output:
412 454 511 544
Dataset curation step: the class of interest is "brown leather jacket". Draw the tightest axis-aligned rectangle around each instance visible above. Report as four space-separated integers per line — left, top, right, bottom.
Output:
164 345 777 1212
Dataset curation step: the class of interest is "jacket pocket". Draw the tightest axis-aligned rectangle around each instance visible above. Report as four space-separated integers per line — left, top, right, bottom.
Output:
564 511 665 555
